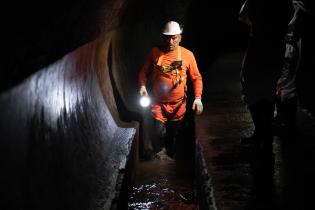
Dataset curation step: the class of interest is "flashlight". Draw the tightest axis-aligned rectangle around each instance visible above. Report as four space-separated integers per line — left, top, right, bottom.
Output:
140 96 151 107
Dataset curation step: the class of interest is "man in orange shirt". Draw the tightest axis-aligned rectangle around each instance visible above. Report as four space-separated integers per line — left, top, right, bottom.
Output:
138 21 203 158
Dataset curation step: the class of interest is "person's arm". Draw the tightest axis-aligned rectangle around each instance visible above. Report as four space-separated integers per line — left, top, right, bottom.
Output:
238 0 255 26
188 52 203 115
139 48 155 96
288 0 309 35
188 52 203 99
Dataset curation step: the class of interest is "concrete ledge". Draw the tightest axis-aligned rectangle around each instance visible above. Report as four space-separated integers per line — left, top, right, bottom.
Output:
195 138 218 210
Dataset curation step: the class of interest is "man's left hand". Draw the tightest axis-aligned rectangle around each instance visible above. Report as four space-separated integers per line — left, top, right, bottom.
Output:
192 98 203 115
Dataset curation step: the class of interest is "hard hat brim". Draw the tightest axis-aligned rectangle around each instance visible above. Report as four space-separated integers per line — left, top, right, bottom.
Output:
162 30 182 36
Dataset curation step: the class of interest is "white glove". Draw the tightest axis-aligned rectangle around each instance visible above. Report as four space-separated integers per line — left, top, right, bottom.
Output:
139 85 148 96
192 98 203 115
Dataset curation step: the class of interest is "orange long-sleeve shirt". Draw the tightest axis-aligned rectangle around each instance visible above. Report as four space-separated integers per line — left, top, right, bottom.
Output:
139 46 203 103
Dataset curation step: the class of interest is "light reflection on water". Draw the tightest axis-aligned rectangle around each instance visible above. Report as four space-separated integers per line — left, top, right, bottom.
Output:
128 158 198 210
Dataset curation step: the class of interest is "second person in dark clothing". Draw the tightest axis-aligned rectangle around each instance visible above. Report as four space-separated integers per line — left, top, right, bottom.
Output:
238 0 291 149
273 0 310 139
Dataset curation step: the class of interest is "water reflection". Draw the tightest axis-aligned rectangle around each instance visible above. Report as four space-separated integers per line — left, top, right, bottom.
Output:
128 158 197 210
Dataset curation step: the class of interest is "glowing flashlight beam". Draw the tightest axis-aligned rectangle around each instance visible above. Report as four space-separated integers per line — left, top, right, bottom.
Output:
140 96 151 107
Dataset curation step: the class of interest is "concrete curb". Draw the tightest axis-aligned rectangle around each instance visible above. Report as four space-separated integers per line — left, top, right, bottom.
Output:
195 138 218 210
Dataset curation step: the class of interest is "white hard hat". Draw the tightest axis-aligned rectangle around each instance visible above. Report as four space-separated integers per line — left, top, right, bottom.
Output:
162 21 182 35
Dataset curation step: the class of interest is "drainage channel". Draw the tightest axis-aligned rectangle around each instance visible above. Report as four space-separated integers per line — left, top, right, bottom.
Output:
128 156 197 210
128 117 200 210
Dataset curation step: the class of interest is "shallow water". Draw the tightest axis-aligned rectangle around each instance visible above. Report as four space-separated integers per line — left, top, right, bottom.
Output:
128 155 198 210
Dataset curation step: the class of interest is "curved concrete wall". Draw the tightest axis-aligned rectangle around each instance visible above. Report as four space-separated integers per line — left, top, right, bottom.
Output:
0 32 139 210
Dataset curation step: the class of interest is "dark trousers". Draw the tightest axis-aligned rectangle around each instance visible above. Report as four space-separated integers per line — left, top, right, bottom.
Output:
152 119 182 158
241 99 276 152
274 96 297 137
250 100 274 133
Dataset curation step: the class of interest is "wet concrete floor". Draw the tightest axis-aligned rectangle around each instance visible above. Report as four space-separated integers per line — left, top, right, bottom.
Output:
128 113 198 210
196 51 315 210
128 157 197 210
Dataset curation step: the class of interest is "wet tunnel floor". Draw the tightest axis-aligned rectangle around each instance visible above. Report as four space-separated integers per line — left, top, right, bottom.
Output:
195 51 315 210
128 157 198 210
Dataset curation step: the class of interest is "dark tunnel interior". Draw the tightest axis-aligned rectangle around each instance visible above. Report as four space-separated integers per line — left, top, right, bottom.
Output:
1 0 314 209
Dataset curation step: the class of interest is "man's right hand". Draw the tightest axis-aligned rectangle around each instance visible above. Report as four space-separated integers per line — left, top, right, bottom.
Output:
139 85 148 96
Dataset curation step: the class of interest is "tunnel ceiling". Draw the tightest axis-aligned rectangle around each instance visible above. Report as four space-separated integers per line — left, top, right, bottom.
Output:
6 0 315 96
2 0 195 93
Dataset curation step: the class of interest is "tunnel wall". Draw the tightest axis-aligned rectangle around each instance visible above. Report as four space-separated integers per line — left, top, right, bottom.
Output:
0 33 138 210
